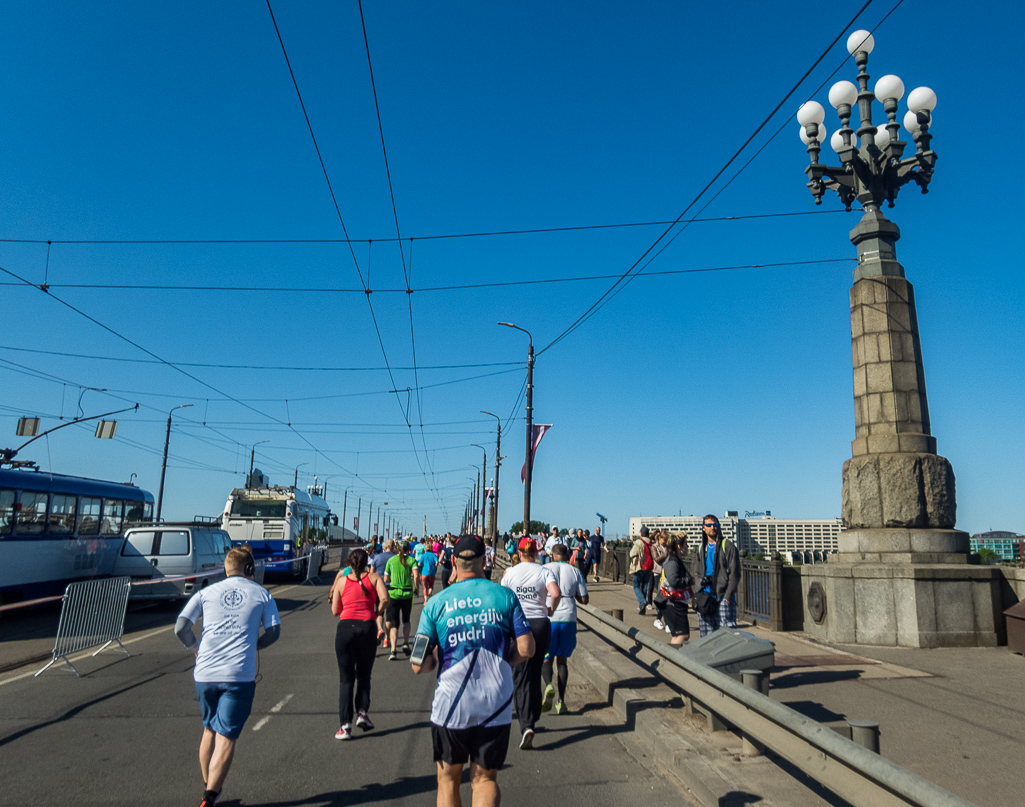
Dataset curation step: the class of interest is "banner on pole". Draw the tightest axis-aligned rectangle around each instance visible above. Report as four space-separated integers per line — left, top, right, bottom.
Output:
354 517 359 531
484 487 493 502
522 424 552 483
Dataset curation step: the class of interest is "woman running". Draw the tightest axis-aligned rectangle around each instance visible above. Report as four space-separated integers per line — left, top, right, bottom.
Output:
329 549 389 740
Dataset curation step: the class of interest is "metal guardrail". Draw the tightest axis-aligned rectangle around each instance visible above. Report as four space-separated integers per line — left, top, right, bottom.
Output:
576 604 977 807
36 576 132 677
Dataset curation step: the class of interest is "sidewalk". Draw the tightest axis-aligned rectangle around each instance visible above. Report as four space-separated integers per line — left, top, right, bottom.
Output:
582 575 1023 807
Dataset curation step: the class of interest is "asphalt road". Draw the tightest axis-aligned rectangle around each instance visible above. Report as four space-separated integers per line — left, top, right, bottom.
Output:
0 575 692 807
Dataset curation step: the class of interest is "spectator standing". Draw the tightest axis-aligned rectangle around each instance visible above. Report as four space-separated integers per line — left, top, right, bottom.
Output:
693 515 741 637
384 541 418 659
652 534 693 646
175 548 280 807
588 526 606 583
413 535 535 807
629 527 655 615
500 537 560 749
648 531 670 615
329 548 389 740
541 544 589 714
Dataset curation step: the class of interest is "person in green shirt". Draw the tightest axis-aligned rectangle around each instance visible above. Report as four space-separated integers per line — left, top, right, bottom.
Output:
384 542 419 660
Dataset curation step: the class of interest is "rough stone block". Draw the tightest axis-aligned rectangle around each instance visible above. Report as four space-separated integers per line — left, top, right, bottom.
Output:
887 299 912 331
850 307 864 338
875 334 890 362
843 453 957 529
866 433 900 453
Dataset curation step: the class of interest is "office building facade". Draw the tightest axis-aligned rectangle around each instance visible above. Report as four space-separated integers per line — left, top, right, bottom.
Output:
629 512 844 556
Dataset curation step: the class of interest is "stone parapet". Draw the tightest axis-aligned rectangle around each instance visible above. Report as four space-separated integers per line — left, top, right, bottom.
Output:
801 562 1002 648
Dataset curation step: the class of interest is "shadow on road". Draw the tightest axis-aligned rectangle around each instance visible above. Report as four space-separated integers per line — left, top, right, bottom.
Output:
769 669 862 689
243 774 437 805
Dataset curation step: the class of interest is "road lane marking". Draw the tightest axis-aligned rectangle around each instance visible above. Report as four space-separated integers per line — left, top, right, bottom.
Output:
253 693 293 731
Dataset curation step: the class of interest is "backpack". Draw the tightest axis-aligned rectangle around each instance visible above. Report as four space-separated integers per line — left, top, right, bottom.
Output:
640 540 653 571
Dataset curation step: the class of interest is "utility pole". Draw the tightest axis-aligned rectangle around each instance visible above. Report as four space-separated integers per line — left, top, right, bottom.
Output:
356 496 362 542
498 322 534 532
156 403 193 522
341 489 348 543
247 440 268 489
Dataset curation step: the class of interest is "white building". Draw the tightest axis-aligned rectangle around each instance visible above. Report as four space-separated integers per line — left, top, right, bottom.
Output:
629 512 844 556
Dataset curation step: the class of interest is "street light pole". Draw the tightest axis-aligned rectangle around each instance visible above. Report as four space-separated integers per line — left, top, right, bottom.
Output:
294 462 309 488
156 403 193 522
480 411 501 542
498 322 534 533
248 440 269 489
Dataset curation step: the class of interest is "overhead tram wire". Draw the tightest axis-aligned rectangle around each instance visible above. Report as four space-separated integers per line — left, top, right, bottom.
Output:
358 1 438 499
0 258 855 294
537 0 877 357
265 1 436 508
0 209 848 247
0 264 359 482
562 2 907 336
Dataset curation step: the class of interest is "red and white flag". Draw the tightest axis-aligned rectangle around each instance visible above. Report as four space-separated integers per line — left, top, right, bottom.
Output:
484 487 494 502
354 517 359 531
374 522 379 534
522 424 552 483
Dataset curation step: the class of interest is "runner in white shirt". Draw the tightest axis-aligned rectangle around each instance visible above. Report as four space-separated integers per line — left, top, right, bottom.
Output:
500 536 560 749
540 545 589 714
175 547 280 807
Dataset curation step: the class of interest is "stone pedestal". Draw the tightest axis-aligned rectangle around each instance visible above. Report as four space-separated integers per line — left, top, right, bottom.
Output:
801 563 1003 648
812 208 1003 649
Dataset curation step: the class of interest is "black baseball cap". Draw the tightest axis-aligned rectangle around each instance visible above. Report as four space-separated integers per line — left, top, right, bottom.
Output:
454 535 485 558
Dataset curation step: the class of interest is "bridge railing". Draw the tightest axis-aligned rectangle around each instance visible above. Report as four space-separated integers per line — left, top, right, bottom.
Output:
576 603 977 807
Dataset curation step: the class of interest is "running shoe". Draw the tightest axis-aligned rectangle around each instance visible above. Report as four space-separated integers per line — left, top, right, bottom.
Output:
653 618 665 630
554 701 567 715
638 604 646 616
519 728 535 750
389 651 398 661
199 793 219 807
402 643 412 657
593 575 600 583
355 712 375 732
376 629 385 641
665 624 672 634
541 683 555 712
382 636 389 648
334 725 353 741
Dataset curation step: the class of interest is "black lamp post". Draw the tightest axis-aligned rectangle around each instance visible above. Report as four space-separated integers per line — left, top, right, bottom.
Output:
498 322 534 532
156 403 193 521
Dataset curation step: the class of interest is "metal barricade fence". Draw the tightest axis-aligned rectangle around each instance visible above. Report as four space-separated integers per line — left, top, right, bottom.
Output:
36 576 132 677
302 548 324 585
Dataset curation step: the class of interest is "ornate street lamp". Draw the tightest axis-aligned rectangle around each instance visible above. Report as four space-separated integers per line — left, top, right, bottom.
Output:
795 33 995 648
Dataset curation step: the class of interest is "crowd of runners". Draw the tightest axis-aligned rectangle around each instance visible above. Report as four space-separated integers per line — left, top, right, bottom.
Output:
177 517 739 807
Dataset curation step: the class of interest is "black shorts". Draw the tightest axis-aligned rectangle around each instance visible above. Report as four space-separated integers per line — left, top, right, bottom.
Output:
386 597 412 626
663 601 690 638
432 723 511 770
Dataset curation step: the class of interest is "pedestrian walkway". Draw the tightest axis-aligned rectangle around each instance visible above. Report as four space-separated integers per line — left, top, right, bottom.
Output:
583 576 1024 807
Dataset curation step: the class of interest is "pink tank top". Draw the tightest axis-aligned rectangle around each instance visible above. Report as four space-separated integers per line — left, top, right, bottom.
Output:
338 574 377 621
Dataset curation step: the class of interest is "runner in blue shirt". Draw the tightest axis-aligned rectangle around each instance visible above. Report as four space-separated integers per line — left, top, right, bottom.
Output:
412 535 534 807
419 545 440 599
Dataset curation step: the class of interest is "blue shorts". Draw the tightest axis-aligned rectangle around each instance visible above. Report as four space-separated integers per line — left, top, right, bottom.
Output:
196 681 257 739
545 621 577 660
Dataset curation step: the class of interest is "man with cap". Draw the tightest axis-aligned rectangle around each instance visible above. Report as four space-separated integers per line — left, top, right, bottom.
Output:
412 534 535 807
500 535 560 749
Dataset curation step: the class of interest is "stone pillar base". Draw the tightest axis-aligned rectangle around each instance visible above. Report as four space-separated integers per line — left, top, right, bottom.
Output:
836 527 970 564
801 562 1002 648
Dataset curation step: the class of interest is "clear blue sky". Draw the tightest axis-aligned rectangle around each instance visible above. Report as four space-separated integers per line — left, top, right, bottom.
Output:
2 1 1021 538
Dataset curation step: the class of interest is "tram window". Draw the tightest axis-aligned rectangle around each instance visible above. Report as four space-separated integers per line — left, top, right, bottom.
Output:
101 500 125 535
0 489 14 536
16 492 48 535
122 531 156 556
230 501 286 518
79 497 101 535
49 494 77 535
124 502 147 523
142 502 153 520
158 530 189 555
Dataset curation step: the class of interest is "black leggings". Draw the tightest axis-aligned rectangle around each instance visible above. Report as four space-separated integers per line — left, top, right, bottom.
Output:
512 617 551 733
335 619 377 725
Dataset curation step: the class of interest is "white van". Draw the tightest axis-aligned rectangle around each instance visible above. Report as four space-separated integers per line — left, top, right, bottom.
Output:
114 523 240 600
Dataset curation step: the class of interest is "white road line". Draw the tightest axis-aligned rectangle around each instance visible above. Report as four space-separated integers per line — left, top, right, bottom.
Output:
253 693 293 731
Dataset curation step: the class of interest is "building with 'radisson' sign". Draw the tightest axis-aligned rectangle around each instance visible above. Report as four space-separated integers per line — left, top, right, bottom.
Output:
628 512 844 557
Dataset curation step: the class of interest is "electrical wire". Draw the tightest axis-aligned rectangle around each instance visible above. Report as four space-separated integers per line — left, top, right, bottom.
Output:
538 0 877 357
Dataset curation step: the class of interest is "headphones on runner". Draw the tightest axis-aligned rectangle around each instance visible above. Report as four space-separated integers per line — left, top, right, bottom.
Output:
240 548 256 579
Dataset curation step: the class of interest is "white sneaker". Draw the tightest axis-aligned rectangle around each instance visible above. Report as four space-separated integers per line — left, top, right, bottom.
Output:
335 724 352 740
653 618 665 630
519 728 535 750
665 624 672 634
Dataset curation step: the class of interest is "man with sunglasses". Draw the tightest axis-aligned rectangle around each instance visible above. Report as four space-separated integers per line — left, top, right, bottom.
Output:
693 515 740 637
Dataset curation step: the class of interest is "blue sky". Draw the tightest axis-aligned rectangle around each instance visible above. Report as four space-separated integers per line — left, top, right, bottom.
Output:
2 1 1021 538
